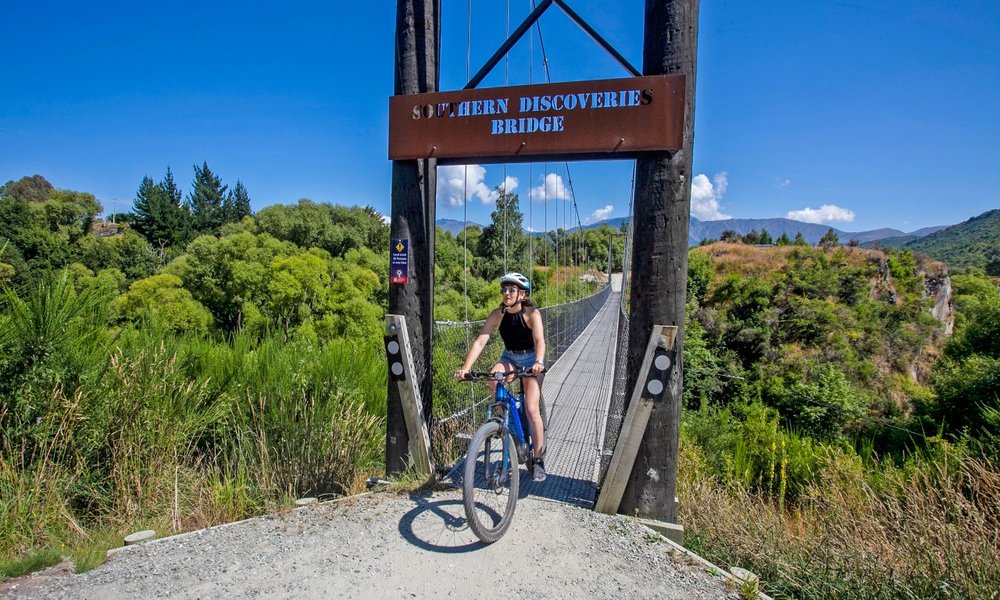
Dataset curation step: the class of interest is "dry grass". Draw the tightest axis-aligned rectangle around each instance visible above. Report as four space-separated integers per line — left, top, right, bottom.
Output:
693 243 887 283
680 452 1000 599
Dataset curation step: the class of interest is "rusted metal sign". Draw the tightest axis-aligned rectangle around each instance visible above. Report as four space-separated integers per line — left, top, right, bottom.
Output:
388 75 685 163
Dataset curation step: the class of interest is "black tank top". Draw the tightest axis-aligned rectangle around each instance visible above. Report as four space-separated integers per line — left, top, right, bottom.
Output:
498 307 534 352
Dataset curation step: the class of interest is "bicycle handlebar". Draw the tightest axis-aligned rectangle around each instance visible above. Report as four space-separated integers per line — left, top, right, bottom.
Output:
458 367 545 381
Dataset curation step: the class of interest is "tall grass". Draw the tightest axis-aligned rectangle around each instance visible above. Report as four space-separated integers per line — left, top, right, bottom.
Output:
0 276 388 571
680 424 1000 598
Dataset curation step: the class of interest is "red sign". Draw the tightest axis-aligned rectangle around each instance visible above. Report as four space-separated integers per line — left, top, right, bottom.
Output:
388 75 685 163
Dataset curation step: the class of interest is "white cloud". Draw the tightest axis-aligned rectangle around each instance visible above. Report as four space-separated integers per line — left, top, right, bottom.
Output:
529 172 571 202
488 175 519 204
786 204 856 224
437 164 516 207
776 178 791 189
690 172 731 220
587 204 614 224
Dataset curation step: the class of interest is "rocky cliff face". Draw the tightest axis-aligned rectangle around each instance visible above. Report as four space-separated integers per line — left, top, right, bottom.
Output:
926 274 954 336
871 254 953 335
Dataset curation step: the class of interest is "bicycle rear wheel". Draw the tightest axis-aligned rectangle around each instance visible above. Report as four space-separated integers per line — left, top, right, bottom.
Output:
462 421 519 543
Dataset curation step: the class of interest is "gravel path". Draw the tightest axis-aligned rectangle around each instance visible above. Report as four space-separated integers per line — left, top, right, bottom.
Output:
2 490 739 599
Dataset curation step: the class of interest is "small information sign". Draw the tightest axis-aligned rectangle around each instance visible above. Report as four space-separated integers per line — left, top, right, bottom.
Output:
390 239 409 284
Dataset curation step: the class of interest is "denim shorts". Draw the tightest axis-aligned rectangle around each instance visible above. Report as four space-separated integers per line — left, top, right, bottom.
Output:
500 349 537 369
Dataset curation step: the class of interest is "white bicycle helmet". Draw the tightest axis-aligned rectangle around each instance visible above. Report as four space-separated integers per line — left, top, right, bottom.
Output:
499 272 531 293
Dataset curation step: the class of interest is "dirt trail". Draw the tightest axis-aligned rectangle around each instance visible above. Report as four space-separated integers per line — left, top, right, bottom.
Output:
3 490 739 599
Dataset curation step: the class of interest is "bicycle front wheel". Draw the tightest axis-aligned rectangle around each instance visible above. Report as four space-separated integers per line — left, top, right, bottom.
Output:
462 420 519 543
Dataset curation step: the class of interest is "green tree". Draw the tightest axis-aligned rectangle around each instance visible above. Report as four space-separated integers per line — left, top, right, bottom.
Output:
0 174 54 203
166 232 295 332
687 249 713 304
187 162 228 235
720 229 740 243
476 187 528 279
0 179 101 280
920 278 1000 448
131 168 187 249
223 180 253 224
985 248 1000 277
775 232 792 246
0 195 35 280
76 229 158 282
322 260 383 344
246 200 388 257
765 367 866 440
113 273 213 334
267 252 331 340
39 189 102 238
819 228 839 248
0 241 13 285
931 355 1000 438
793 232 808 246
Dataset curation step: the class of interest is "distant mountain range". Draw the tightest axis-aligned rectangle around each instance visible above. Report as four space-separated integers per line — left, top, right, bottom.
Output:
436 219 481 236
436 216 954 247
684 217 949 247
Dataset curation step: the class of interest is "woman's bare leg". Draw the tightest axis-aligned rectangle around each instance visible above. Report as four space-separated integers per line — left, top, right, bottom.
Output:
522 375 544 456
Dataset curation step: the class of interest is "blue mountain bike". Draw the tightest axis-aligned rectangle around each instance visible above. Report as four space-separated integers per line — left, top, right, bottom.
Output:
458 367 546 543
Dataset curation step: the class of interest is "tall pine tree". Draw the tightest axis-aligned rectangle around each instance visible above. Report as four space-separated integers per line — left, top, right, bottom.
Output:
187 162 227 235
476 187 528 280
131 167 187 249
223 180 252 223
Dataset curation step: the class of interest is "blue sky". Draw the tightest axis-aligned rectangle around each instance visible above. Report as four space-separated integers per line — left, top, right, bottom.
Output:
1 1 997 234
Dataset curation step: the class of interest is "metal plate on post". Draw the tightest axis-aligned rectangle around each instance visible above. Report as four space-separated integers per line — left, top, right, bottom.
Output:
595 325 677 515
385 314 433 477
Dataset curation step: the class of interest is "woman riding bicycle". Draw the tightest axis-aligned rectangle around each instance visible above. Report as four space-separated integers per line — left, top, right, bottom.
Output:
454 272 547 482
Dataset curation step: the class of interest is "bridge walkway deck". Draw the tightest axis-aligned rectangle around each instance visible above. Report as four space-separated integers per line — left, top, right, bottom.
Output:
514 285 621 507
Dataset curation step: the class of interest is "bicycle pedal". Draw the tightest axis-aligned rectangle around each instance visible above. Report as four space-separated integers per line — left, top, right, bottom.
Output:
516 443 530 463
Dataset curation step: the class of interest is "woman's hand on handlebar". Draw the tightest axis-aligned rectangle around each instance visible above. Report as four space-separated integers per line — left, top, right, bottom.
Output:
454 368 470 381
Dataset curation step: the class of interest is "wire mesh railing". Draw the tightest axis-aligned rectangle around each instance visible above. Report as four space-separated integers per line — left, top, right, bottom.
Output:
599 304 630 484
430 282 612 466
599 217 634 485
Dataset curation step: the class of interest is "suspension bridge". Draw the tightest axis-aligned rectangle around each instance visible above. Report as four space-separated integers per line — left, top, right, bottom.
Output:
387 0 696 529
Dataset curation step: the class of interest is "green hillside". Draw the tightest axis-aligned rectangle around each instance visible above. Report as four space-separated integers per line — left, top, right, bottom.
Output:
880 208 1000 271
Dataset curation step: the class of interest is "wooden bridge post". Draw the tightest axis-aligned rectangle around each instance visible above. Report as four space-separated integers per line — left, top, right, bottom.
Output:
387 0 440 475
622 0 698 522
385 315 434 477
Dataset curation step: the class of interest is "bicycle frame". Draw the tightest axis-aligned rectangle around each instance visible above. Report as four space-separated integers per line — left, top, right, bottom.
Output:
463 368 539 466
491 380 528 448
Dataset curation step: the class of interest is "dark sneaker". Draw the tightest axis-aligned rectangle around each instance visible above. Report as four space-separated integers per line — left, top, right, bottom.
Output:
532 458 547 482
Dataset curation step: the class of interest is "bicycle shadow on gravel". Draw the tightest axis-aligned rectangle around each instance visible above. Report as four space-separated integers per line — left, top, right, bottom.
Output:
446 464 597 508
397 493 488 553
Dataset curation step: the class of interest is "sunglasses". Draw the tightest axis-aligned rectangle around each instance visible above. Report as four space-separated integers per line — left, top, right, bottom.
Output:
500 286 521 294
